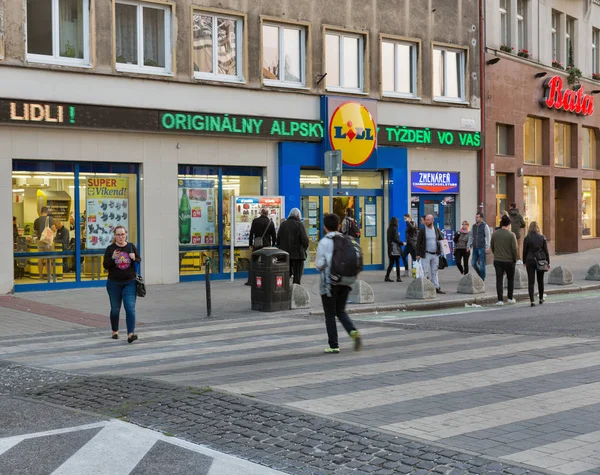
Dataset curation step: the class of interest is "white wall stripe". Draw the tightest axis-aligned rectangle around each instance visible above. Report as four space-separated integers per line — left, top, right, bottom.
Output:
286 349 600 415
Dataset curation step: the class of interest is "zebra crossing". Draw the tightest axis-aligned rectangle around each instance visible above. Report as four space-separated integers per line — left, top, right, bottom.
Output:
4 315 600 474
0 419 284 475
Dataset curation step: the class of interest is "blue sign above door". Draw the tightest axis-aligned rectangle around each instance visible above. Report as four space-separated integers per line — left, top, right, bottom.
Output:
411 172 459 194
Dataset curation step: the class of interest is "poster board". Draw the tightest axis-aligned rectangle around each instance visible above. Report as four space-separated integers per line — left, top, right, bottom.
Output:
177 179 217 246
86 177 129 249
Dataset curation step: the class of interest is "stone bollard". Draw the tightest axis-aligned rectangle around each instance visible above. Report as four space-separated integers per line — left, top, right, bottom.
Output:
348 280 375 304
406 277 436 300
548 266 573 285
290 283 310 309
585 264 600 281
504 266 528 289
457 272 485 294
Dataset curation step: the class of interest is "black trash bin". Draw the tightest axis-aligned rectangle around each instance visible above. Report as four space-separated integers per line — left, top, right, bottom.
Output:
251 247 290 312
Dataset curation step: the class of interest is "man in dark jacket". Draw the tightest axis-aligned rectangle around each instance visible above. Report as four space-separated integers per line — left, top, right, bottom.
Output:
508 203 526 264
401 213 418 277
245 207 277 286
416 214 446 294
277 208 309 284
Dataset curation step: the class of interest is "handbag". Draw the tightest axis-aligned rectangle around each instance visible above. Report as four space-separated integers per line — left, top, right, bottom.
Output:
390 242 401 256
438 255 448 270
40 216 55 247
253 220 272 250
533 245 548 272
128 243 146 297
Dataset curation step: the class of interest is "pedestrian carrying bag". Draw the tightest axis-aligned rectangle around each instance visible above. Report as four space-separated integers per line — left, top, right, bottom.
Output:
253 220 272 250
40 216 55 247
534 248 549 272
329 234 363 286
342 217 361 239
128 244 146 297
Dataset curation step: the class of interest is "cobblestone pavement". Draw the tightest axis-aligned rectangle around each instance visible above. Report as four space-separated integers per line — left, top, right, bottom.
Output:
1 361 543 475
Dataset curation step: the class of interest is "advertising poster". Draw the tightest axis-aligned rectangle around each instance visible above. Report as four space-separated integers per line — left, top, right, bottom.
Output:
411 171 460 194
234 196 284 247
178 179 216 245
86 177 129 249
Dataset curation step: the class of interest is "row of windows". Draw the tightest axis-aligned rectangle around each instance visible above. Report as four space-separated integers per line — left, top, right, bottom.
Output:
22 0 468 101
496 119 598 169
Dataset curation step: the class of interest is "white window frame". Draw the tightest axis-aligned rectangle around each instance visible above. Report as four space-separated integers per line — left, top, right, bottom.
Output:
381 39 418 99
499 0 509 47
192 12 244 83
517 0 526 52
262 23 306 88
26 0 91 67
593 29 599 74
566 17 575 65
433 46 467 103
552 11 559 62
115 0 172 76
325 31 365 94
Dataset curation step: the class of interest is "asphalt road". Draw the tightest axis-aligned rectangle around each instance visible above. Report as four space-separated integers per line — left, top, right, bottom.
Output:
352 289 600 337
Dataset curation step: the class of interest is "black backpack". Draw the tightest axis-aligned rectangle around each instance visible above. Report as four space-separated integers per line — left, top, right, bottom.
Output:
343 217 361 239
329 234 363 286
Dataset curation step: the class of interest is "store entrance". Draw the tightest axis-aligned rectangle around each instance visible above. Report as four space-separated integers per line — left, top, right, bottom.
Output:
411 194 457 262
555 177 578 253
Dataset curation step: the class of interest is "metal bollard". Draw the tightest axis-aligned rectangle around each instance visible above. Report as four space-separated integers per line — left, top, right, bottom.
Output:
205 257 212 317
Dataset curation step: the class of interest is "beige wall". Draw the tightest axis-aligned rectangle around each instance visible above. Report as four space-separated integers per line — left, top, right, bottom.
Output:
0 126 277 292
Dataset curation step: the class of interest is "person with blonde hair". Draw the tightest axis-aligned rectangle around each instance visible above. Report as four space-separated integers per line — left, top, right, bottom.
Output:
523 221 549 307
103 225 141 342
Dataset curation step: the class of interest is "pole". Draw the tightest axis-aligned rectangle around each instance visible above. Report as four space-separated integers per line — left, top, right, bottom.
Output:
329 171 333 214
230 197 235 281
205 256 212 317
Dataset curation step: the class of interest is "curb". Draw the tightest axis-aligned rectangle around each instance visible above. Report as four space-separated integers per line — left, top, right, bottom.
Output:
306 282 600 317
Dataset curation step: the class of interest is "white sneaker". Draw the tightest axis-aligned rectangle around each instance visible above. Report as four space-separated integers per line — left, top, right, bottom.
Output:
507 299 517 304
496 301 504 306
516 260 523 265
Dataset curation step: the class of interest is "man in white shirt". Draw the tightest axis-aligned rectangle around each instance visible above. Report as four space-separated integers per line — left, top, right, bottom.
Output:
415 214 446 294
315 213 362 354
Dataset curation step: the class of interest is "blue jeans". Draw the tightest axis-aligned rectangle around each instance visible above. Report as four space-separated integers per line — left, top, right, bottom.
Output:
106 279 137 334
472 248 487 281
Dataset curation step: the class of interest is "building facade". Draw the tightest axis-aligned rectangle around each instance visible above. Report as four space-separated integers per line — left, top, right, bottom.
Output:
1 0 481 292
485 0 600 254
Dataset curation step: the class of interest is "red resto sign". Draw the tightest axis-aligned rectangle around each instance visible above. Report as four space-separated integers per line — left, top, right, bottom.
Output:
542 76 594 116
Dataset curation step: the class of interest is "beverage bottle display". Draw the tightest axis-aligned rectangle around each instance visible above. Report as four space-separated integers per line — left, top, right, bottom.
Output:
179 188 192 244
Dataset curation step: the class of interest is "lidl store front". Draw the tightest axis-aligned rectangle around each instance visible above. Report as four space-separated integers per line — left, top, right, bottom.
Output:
1 97 480 292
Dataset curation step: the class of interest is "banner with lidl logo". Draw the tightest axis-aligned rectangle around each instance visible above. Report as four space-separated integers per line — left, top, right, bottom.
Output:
411 172 460 194
327 98 377 167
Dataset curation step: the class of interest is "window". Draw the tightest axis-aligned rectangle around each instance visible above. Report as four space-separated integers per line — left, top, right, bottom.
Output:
554 122 572 167
262 23 305 87
517 0 527 52
524 116 543 165
582 180 597 238
523 176 543 231
583 128 597 169
381 39 417 97
26 0 90 66
433 46 466 101
500 0 509 47
115 1 171 74
496 124 514 156
593 29 599 74
552 11 559 62
193 12 243 81
325 31 364 92
566 17 575 65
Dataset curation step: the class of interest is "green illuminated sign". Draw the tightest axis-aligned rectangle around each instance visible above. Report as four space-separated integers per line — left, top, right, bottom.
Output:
159 111 323 141
378 126 481 148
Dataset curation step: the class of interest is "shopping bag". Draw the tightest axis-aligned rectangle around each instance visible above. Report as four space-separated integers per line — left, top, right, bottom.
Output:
40 217 55 247
439 239 451 256
438 255 448 270
415 260 424 279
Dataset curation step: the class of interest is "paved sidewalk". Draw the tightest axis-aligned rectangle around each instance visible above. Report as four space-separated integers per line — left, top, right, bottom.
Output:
3 248 600 330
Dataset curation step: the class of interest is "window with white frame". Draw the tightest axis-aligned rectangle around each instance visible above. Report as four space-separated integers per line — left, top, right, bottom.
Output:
262 23 305 86
381 39 417 97
552 11 559 62
593 28 599 74
115 1 171 74
517 0 527 52
193 12 243 81
325 31 364 92
433 46 465 101
499 0 509 47
26 0 90 65
566 17 575 65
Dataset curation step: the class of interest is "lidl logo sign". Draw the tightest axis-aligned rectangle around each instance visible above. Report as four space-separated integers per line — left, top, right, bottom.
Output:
329 102 376 166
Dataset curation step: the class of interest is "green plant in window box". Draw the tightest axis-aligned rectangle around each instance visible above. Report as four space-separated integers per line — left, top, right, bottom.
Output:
500 44 513 53
566 65 582 85
517 49 529 59
552 60 564 70
144 58 158 67
63 41 77 58
116 55 127 64
593 73 600 81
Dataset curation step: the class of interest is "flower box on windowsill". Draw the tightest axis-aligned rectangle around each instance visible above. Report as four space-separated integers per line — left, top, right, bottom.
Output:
552 60 564 70
517 50 530 59
500 45 513 54
593 73 600 81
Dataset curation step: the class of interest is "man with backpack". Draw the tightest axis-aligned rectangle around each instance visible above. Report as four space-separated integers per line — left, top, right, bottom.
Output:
315 213 362 354
341 208 360 239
